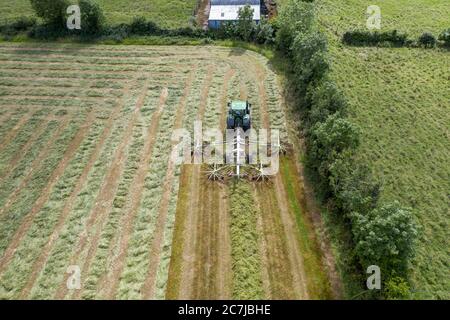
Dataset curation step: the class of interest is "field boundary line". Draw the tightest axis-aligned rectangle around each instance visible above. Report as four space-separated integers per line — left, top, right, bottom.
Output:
18 82 132 299
102 85 171 299
141 71 196 299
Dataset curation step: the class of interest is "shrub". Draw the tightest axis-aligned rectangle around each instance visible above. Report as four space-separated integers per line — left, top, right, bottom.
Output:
254 17 274 45
101 23 130 42
418 32 436 48
307 79 347 125
130 16 160 35
236 4 256 42
351 201 418 273
438 28 450 47
384 276 411 300
329 152 381 214
291 30 329 92
308 114 360 182
342 30 408 47
10 16 37 31
276 0 314 53
78 0 104 35
29 0 69 27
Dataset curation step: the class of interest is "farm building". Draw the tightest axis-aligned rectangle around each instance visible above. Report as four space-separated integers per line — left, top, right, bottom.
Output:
208 0 261 29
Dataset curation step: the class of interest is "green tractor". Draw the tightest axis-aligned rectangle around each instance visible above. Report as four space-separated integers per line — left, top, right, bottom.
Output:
226 100 252 131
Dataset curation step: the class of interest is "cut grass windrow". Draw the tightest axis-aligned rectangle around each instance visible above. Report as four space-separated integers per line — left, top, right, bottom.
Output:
228 181 264 299
15 87 129 299
0 115 104 299
0 118 51 182
141 72 194 300
55 80 152 300
99 86 170 300
0 113 31 155
27 87 134 300
0 116 70 218
0 114 85 278
115 86 184 299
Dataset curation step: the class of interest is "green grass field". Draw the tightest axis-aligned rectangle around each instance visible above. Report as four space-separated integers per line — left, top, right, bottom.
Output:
0 0 198 28
317 0 449 299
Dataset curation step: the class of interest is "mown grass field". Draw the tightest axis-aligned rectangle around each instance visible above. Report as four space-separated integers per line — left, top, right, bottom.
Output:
0 0 198 28
317 0 449 299
0 43 334 299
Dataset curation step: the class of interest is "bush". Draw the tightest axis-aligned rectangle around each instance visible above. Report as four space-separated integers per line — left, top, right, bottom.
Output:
307 79 347 125
0 16 37 36
342 30 408 47
438 28 450 47
30 0 69 27
254 18 274 45
130 16 160 35
351 201 418 273
276 0 314 53
291 31 329 92
418 32 436 48
308 114 360 182
78 0 104 35
384 276 411 300
101 23 130 42
329 152 381 214
236 4 256 42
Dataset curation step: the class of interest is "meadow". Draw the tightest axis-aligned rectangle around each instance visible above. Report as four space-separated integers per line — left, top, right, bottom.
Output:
0 43 334 299
0 0 198 28
317 0 449 298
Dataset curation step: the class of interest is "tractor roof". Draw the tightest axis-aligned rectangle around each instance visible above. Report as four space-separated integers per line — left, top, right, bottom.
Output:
230 100 247 110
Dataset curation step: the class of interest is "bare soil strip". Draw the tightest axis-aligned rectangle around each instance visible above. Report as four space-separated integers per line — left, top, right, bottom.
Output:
0 118 49 182
55 80 151 300
17 83 132 299
102 87 170 299
141 72 195 300
0 113 93 275
0 114 30 154
273 175 309 299
254 183 298 299
0 117 71 218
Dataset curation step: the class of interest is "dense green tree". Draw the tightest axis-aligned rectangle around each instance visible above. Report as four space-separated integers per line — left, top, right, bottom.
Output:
78 0 104 35
236 4 255 42
29 0 68 26
275 0 314 53
351 201 418 273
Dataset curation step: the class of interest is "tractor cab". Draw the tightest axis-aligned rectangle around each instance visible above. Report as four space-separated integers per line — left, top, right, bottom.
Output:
226 100 252 131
